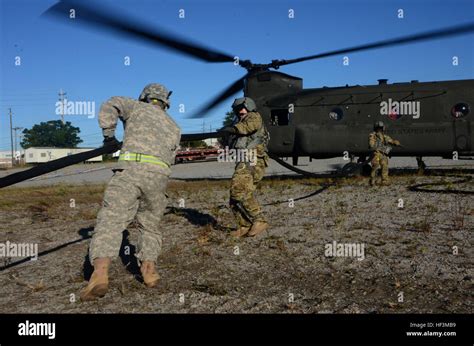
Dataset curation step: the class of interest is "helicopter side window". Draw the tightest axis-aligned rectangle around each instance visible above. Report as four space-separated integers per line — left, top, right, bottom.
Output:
271 109 290 126
329 107 344 121
451 103 470 118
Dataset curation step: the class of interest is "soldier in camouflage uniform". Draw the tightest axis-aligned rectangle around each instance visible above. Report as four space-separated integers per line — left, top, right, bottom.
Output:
80 83 181 301
219 97 270 237
368 121 401 186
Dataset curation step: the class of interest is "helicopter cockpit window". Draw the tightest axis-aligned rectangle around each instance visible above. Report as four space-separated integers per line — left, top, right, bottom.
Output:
451 103 470 118
271 109 290 126
329 107 344 121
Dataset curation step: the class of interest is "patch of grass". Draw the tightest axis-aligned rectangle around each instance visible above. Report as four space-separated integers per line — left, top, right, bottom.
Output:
350 221 375 230
426 204 439 213
407 217 432 233
263 235 287 252
0 184 105 222
336 200 348 214
77 208 99 220
10 274 46 292
168 180 229 193
451 197 468 230
192 281 228 296
0 184 105 210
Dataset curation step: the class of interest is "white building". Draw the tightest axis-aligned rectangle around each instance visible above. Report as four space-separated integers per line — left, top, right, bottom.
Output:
0 151 15 169
24 147 103 164
204 138 219 148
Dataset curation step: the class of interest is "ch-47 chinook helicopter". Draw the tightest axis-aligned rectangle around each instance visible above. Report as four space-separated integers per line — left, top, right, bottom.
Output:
1 0 473 188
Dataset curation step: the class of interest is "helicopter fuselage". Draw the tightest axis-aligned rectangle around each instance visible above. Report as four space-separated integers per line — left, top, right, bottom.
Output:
246 71 473 160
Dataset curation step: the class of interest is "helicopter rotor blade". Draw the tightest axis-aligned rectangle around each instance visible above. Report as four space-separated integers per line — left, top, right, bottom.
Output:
188 74 248 118
42 0 235 63
274 22 474 67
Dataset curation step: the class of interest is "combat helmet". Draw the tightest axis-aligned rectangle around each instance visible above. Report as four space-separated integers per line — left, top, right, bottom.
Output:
374 121 385 130
232 97 257 112
139 83 172 108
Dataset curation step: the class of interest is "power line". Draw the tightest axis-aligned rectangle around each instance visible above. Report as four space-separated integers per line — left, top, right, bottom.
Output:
0 98 57 102
12 126 24 155
9 108 14 167
59 89 66 124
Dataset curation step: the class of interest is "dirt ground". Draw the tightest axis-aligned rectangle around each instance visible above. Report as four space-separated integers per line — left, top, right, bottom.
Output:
0 169 473 313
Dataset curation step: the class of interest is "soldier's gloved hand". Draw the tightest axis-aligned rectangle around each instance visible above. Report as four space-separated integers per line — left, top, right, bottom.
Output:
218 126 237 134
103 136 120 147
394 140 401 146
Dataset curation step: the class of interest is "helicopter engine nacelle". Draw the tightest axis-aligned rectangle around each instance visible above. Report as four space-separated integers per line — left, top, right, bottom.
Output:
245 71 303 101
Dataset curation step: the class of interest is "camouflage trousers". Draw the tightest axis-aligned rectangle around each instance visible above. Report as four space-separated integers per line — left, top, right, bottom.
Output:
370 152 389 184
89 167 169 263
230 157 267 228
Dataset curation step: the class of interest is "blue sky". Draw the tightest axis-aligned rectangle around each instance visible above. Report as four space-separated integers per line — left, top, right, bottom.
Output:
1 0 473 150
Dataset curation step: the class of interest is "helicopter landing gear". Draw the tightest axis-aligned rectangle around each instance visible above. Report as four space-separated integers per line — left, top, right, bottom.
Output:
416 156 426 175
292 156 298 166
341 162 360 176
358 156 372 176
341 157 371 177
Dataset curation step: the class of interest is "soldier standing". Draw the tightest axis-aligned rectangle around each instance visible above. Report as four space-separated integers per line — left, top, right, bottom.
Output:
368 121 401 186
80 83 181 301
219 97 270 237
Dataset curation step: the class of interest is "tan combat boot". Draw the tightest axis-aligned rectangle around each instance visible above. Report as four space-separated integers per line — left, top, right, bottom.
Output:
80 257 111 301
248 221 269 237
230 226 250 237
141 261 160 288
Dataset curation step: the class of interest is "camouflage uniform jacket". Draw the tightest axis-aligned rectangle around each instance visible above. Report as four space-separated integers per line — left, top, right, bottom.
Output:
368 131 400 155
232 111 269 157
99 96 181 175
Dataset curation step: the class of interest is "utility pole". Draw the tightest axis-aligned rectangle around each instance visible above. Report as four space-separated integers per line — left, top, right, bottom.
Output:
12 126 24 164
9 108 14 167
59 89 67 124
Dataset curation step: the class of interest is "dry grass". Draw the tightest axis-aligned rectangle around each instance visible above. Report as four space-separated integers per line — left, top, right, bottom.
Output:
0 172 472 314
451 197 469 230
0 184 105 221
0 175 361 208
406 216 432 233
0 184 106 209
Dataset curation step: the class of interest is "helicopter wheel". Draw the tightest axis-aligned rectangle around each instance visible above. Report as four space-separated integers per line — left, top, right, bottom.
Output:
341 162 371 177
341 162 360 176
362 163 372 176
416 156 426 175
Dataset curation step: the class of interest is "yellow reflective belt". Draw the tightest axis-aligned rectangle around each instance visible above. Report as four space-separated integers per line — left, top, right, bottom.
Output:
118 152 170 168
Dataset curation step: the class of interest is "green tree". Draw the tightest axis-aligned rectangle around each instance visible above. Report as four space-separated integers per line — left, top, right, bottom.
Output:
21 120 83 149
180 140 208 148
218 111 236 147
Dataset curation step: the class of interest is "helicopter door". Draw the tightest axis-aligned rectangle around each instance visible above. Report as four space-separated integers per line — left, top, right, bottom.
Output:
268 108 295 155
